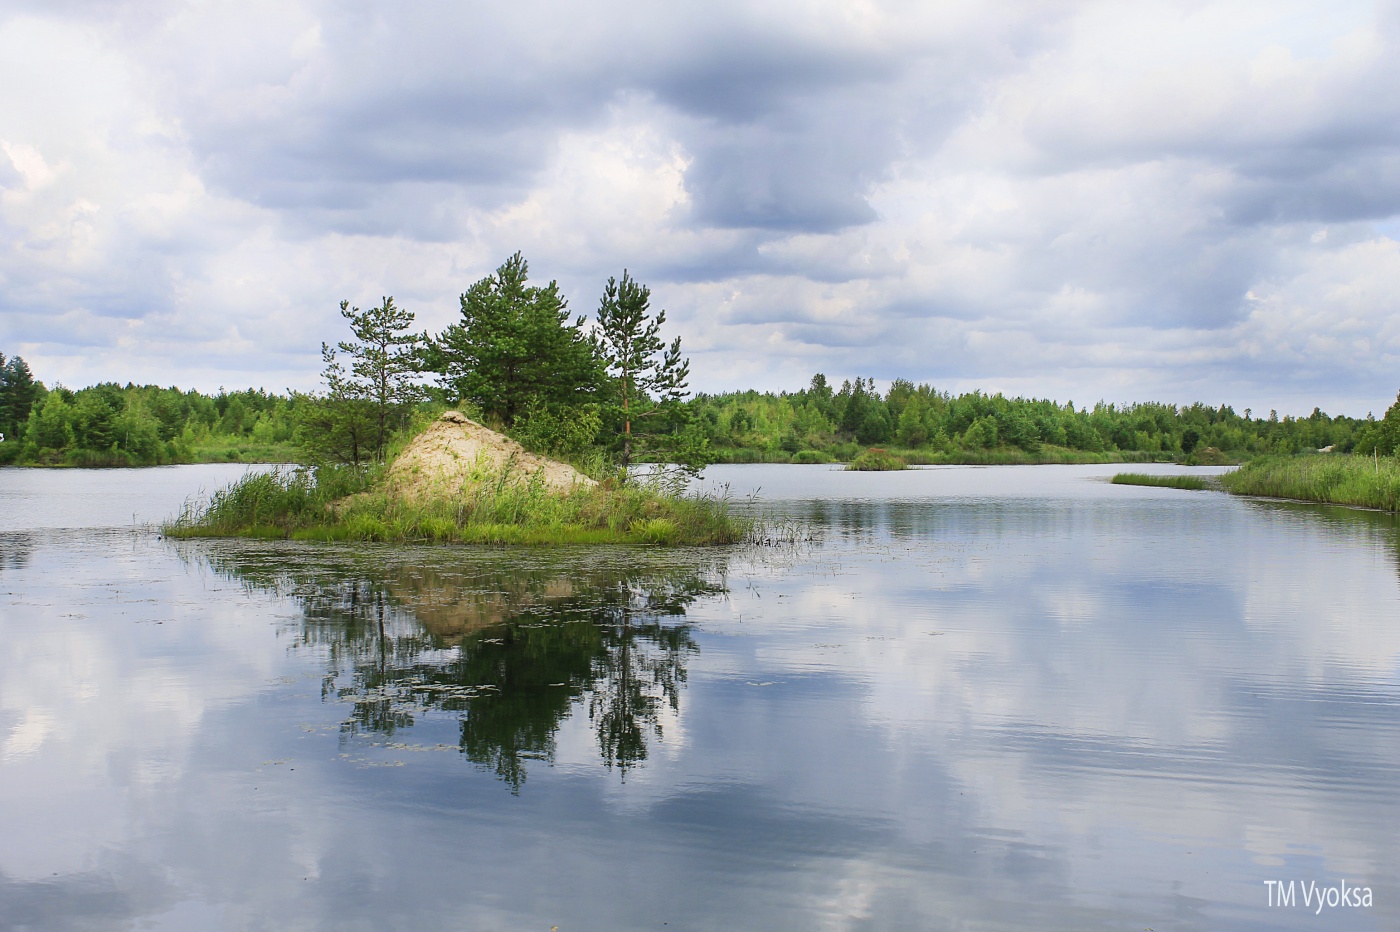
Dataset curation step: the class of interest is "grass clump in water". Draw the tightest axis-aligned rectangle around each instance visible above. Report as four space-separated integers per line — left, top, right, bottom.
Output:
846 448 908 471
1220 454 1400 512
165 465 748 546
1111 472 1208 491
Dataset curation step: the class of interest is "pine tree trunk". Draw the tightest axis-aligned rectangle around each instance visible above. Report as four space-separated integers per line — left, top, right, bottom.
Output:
623 391 632 473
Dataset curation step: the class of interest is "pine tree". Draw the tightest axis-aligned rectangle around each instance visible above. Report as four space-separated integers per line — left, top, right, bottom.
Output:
301 297 424 465
594 270 699 476
0 353 39 442
335 297 425 460
430 253 601 428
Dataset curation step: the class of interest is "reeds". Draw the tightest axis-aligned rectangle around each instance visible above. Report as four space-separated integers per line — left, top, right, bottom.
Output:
1110 472 1209 491
1220 454 1400 512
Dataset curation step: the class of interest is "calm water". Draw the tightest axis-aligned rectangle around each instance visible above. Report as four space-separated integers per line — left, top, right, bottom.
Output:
1 463 1397 930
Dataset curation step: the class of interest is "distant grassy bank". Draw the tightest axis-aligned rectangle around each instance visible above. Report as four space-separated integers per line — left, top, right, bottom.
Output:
710 444 1183 466
1221 455 1400 512
164 466 748 546
3 439 299 468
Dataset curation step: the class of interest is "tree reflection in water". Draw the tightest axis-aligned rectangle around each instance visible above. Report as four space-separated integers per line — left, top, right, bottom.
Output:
187 545 726 791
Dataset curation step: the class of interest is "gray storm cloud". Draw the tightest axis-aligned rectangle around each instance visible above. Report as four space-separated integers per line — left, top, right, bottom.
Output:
1 0 1398 413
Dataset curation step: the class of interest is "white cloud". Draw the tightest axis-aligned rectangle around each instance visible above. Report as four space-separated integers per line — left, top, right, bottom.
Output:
1 0 1399 410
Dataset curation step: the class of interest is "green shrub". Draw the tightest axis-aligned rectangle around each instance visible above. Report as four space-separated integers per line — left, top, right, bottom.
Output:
630 518 679 545
846 448 908 471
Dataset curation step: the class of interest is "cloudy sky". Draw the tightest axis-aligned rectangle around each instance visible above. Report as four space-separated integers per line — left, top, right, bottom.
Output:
2 0 1399 414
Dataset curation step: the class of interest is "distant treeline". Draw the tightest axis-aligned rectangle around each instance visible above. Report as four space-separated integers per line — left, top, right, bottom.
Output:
691 376 1392 464
5 346 1399 469
0 355 298 467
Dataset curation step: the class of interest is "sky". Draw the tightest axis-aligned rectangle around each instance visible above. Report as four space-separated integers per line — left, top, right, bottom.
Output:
2 0 1399 416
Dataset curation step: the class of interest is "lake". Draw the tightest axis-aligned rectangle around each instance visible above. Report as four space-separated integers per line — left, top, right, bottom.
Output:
1 463 1396 929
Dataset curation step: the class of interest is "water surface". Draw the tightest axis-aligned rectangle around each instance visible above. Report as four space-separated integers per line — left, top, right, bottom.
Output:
1 463 1396 929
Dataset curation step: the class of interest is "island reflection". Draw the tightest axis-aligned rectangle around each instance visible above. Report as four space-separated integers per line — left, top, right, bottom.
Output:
190 545 728 791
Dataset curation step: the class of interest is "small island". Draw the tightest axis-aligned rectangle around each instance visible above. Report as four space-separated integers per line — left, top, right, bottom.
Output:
166 410 746 545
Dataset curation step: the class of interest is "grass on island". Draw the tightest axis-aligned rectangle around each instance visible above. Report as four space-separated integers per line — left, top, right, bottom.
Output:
164 464 749 546
1220 454 1400 513
846 448 908 471
1110 472 1209 491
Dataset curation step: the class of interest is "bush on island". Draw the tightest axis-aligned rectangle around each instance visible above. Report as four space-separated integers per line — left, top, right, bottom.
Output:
846 448 908 471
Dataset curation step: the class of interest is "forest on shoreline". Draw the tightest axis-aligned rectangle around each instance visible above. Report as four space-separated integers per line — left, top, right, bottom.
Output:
4 359 1393 470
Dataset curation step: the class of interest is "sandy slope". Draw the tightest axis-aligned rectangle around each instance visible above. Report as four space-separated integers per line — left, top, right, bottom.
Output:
383 410 595 500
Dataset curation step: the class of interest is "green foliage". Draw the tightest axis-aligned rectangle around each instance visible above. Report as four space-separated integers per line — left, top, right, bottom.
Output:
1110 473 1208 491
896 401 929 448
26 392 75 455
5 377 299 467
1351 392 1400 457
295 388 376 467
1221 454 1400 512
514 402 603 460
430 253 601 427
962 415 999 450
689 374 1371 465
846 448 908 471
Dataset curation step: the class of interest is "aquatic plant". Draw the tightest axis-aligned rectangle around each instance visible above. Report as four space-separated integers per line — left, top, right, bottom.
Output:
1221 454 1400 512
1110 472 1209 491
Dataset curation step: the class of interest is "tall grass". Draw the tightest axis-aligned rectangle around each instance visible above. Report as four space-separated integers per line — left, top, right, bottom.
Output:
1110 472 1209 491
1221 454 1400 512
165 464 748 546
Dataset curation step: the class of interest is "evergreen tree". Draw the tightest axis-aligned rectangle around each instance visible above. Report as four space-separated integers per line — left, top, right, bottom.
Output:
806 373 836 420
337 297 426 461
839 378 890 443
594 270 701 476
300 297 424 466
430 253 601 427
0 353 39 442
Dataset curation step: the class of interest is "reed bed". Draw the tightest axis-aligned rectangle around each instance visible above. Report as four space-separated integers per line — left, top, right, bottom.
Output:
1110 472 1209 491
1220 455 1400 512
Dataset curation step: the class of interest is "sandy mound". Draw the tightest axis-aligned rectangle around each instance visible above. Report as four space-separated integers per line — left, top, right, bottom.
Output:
384 410 595 500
